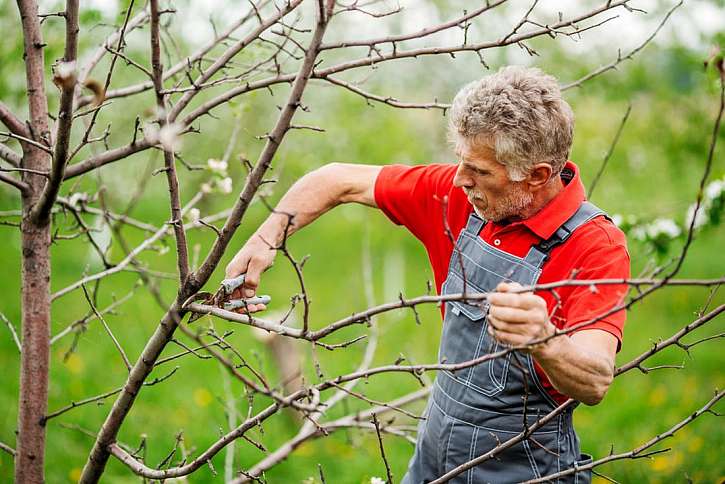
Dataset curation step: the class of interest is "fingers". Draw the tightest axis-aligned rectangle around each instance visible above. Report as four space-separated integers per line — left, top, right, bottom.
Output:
242 255 269 296
488 291 540 309
225 240 276 301
495 281 524 293
488 305 533 324
486 282 552 347
233 303 267 315
487 312 548 347
225 249 248 279
487 319 529 347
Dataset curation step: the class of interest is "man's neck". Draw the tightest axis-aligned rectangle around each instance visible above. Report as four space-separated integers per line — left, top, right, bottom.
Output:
518 175 565 220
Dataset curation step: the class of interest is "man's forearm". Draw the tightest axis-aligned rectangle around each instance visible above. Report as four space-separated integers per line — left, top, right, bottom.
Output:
531 330 616 406
254 162 380 246
225 163 380 296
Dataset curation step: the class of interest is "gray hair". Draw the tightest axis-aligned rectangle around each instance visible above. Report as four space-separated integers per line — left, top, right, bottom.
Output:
449 66 574 181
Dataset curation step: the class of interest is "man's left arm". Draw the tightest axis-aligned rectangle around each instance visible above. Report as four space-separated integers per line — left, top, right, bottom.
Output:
487 282 618 406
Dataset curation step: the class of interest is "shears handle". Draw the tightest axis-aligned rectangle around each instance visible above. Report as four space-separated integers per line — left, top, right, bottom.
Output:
223 295 271 310
220 274 247 295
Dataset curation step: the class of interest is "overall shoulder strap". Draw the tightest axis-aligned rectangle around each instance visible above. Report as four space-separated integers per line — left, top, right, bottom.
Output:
464 211 486 235
524 201 609 268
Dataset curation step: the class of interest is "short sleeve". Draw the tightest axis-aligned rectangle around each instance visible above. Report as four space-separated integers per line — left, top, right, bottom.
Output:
374 163 457 245
560 224 630 348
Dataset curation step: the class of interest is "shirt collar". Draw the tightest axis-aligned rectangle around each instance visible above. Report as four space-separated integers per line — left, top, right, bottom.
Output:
520 161 586 240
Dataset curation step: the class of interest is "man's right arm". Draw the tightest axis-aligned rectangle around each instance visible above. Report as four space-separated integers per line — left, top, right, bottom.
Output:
225 162 382 311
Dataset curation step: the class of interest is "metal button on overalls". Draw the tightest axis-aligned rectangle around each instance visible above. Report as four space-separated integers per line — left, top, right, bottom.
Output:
402 202 604 484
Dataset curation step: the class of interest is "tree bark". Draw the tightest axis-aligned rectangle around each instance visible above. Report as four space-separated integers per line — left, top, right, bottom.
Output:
16 213 51 484
15 0 52 481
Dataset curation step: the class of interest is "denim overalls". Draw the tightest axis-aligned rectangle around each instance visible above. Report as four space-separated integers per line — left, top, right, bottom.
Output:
402 201 605 484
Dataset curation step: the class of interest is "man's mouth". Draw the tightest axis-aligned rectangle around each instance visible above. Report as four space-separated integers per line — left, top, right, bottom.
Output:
467 193 483 204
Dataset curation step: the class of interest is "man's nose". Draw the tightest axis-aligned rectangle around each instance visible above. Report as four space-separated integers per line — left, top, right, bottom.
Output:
453 163 473 188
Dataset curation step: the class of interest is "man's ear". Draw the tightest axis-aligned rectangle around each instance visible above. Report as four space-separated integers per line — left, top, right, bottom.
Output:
526 163 554 190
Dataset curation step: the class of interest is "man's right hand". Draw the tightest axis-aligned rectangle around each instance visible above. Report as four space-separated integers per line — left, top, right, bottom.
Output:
224 233 277 314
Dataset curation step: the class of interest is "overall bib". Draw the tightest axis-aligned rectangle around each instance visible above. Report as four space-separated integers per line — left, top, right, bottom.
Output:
402 201 605 484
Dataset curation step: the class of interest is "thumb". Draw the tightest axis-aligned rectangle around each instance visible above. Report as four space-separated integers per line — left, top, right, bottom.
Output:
495 281 523 293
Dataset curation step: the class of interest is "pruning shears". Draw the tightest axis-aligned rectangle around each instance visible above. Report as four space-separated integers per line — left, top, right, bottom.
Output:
187 274 271 323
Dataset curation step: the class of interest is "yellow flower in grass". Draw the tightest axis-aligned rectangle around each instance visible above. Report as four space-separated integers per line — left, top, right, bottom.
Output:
687 435 703 453
69 467 82 481
193 387 212 407
649 451 683 473
647 385 666 407
65 353 84 374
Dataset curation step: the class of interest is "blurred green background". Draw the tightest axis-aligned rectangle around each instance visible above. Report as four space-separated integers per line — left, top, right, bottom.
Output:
0 0 723 482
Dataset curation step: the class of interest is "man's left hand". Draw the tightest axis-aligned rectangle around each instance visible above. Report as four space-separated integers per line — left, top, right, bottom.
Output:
487 282 555 351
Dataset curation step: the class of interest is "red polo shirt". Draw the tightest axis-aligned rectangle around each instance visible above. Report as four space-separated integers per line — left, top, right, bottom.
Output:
374 161 629 404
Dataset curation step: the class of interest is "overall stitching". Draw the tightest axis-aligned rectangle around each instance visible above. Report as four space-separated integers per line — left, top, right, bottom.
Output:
523 440 542 478
430 394 560 434
467 426 480 484
460 233 542 274
444 418 456 475
557 414 562 484
525 350 560 410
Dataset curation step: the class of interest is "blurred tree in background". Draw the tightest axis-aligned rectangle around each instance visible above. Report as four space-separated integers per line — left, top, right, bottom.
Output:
0 0 723 482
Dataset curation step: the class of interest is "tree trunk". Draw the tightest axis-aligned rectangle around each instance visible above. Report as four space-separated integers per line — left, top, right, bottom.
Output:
15 0 52 479
15 211 51 484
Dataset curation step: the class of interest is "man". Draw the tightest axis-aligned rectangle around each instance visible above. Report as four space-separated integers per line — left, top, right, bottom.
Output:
226 66 629 483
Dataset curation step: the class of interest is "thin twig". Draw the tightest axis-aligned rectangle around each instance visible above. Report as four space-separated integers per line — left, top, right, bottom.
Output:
588 104 631 198
0 311 21 352
81 284 132 371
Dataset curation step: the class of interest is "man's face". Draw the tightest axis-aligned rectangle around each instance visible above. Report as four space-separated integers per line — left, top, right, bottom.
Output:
452 139 533 222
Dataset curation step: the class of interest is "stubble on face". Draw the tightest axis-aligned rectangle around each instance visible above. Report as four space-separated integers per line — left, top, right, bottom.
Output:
466 181 533 222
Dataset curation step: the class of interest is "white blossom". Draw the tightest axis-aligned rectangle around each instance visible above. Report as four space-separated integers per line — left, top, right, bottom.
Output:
201 182 213 194
646 218 681 239
631 226 647 241
370 478 386 484
611 214 623 227
685 203 708 230
218 177 233 194
187 208 201 222
705 179 724 201
207 158 228 174
158 122 184 152
54 61 77 87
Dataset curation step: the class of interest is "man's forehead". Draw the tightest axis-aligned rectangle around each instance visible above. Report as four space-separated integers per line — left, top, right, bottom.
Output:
455 138 497 160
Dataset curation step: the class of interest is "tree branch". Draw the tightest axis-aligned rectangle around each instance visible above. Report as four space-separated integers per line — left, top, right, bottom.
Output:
150 0 190 285
0 172 30 192
0 142 22 166
320 0 508 50
75 1 271 109
561 1 684 91
0 100 28 138
1 311 22 353
167 0 305 123
31 0 79 223
588 104 631 198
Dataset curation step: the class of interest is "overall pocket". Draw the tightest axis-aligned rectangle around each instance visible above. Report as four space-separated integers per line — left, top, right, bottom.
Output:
443 420 558 484
440 299 511 397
